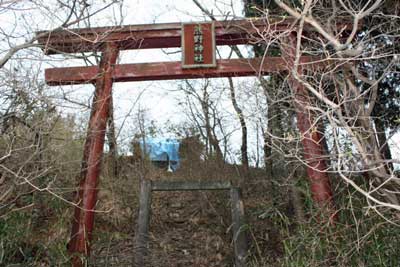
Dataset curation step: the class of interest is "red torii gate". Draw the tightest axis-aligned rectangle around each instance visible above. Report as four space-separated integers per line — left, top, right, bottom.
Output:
37 18 342 266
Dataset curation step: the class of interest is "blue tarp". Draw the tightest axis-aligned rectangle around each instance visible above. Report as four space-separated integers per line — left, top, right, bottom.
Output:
139 137 180 171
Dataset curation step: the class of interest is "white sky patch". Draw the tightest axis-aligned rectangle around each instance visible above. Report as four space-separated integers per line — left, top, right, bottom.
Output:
29 0 248 150
1 0 398 166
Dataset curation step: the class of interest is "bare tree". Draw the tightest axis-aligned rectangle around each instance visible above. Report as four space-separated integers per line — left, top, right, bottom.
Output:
0 2 125 264
228 77 249 172
180 80 227 162
0 1 122 68
264 0 400 215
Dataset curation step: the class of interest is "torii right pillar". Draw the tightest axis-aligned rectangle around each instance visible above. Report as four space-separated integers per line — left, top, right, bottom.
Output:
283 33 336 222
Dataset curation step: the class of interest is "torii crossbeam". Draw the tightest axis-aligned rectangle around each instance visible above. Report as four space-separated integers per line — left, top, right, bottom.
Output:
37 18 350 266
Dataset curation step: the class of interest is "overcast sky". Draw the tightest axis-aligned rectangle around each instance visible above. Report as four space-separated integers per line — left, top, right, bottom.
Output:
1 0 397 166
37 0 400 165
111 1 249 152
46 0 255 158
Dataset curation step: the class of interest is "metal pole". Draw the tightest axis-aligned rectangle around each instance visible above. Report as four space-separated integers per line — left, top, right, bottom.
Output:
68 43 119 266
283 33 335 219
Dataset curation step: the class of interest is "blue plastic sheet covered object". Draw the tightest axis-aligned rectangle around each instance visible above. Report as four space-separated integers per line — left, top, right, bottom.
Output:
139 138 180 171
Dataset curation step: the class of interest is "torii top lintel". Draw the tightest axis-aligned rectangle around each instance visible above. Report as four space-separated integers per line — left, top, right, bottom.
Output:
36 18 353 55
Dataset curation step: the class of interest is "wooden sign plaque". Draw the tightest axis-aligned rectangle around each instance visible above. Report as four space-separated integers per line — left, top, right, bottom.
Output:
181 22 216 69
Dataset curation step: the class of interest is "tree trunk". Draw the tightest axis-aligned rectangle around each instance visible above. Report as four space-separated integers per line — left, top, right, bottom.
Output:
106 96 119 177
374 119 393 171
228 77 249 172
262 128 273 178
261 125 277 207
318 122 332 168
201 89 223 162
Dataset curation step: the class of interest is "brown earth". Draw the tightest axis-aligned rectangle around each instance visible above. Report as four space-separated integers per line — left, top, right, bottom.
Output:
89 159 286 266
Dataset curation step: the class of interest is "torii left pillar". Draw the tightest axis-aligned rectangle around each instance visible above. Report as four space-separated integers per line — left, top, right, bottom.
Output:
67 43 119 267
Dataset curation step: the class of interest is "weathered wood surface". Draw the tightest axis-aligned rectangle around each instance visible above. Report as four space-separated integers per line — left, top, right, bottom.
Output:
283 34 335 219
45 56 325 85
35 18 357 55
151 180 232 191
67 43 119 267
134 180 153 267
230 187 248 267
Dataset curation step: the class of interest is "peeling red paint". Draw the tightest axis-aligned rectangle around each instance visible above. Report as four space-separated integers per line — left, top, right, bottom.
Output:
45 57 324 85
283 34 335 219
38 19 345 265
36 19 355 55
67 43 119 267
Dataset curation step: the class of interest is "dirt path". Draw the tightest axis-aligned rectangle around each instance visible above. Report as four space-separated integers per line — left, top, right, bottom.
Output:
90 165 281 266
146 190 233 266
